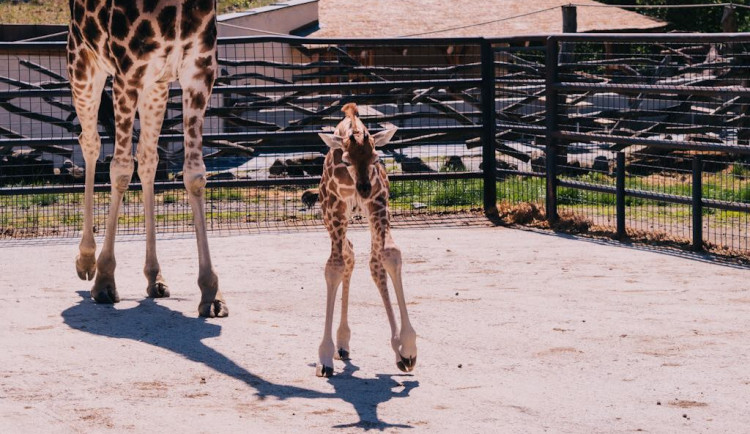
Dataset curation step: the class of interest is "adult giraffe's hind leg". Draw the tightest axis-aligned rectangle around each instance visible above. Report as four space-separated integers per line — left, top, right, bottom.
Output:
179 55 227 318
69 48 108 281
137 83 170 298
90 76 137 304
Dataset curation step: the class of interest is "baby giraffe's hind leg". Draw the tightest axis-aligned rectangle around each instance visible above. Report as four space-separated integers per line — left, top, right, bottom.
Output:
381 238 417 372
368 202 417 372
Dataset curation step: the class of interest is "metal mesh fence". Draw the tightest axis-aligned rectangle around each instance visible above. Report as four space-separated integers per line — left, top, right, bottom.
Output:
491 37 548 210
544 34 750 256
1 34 749 259
0 37 487 238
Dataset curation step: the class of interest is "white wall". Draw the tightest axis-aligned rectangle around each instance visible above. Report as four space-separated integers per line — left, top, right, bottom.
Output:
217 0 319 37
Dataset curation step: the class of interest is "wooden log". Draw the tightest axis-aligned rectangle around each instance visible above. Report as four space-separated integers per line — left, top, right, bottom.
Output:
19 59 67 81
214 72 291 85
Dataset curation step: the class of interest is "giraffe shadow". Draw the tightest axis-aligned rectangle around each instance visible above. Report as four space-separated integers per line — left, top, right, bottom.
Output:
61 291 418 429
328 360 419 430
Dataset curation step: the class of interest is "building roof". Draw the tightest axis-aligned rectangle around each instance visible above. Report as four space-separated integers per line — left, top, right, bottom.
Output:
311 0 666 38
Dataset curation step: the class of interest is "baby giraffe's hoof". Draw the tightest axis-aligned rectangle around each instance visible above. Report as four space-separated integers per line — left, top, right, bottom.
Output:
90 281 119 304
397 355 417 373
147 282 170 298
198 299 228 318
335 348 350 361
316 365 334 377
76 254 96 281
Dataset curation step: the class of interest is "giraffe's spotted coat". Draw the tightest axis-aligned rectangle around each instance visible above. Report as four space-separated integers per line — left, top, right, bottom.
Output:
68 0 227 317
316 103 417 377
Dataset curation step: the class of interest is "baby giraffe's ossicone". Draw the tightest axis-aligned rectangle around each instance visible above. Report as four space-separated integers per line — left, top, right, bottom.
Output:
315 103 417 377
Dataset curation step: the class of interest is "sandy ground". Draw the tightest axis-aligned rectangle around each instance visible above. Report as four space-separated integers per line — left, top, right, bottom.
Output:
1 226 749 433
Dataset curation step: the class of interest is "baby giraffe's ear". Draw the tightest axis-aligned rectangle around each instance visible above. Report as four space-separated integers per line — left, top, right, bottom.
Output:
318 132 344 149
371 128 398 148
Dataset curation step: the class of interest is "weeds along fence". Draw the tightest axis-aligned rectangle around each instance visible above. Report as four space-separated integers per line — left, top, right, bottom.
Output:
0 34 749 256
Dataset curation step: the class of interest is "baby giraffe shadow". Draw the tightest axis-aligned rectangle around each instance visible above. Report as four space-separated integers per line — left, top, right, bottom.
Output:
61 291 418 429
328 360 420 430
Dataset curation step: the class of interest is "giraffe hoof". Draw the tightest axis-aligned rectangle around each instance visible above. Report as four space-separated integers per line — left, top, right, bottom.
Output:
397 355 417 373
90 283 119 304
76 254 96 281
336 348 350 361
198 299 229 318
316 365 334 378
147 282 170 298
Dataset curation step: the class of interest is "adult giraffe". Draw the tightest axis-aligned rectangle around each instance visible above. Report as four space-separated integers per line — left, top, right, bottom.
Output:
316 103 417 377
67 0 227 317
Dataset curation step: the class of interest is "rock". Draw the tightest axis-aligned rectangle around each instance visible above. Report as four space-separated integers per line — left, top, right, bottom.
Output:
441 156 466 172
564 159 585 176
401 156 435 173
207 172 236 180
479 159 518 180
299 156 325 176
530 152 546 173
269 159 287 176
284 159 305 177
0 151 54 185
592 155 610 174
412 202 428 209
59 159 84 183
301 189 319 209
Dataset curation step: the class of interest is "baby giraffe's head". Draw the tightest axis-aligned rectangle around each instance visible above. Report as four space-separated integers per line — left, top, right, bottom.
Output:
318 103 397 198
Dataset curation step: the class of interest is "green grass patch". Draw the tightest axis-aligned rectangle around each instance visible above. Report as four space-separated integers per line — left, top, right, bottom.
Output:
207 188 247 202
730 163 750 178
390 179 483 209
162 193 179 204
30 193 59 207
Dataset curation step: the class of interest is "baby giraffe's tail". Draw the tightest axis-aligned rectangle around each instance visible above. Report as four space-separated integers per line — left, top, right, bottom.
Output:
341 103 359 133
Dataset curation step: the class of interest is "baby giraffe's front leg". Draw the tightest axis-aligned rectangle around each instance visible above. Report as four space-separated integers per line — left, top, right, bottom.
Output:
317 252 345 377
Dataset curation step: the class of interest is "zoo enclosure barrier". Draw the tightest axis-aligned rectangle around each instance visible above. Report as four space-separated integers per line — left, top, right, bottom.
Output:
0 33 748 256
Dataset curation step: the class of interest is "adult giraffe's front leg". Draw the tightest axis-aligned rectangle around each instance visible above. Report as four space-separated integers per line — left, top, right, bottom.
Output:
368 198 417 372
90 76 137 304
179 56 227 318
137 83 170 298
69 48 108 281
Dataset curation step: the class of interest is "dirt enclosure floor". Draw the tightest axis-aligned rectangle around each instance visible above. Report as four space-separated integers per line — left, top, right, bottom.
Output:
1 226 749 433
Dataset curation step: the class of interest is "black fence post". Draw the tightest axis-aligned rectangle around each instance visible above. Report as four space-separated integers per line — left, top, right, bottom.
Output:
481 39 498 217
616 152 626 239
544 36 559 223
692 156 703 251
560 5 577 65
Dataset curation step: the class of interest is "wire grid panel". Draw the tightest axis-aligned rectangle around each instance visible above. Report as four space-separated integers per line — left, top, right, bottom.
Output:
550 36 750 252
701 157 750 254
491 38 548 208
622 151 694 244
0 38 487 238
557 39 749 145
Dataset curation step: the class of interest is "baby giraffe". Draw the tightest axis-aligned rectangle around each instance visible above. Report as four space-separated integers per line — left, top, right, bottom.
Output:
316 103 417 377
